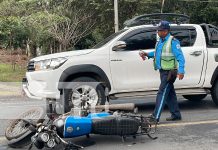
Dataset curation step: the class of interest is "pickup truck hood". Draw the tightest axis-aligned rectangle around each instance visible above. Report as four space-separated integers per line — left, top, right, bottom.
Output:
31 49 95 61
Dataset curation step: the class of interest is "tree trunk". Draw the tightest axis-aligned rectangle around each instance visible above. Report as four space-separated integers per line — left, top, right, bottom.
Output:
26 39 31 57
50 44 53 54
63 43 67 51
36 46 41 56
26 43 30 57
30 44 37 57
59 44 62 52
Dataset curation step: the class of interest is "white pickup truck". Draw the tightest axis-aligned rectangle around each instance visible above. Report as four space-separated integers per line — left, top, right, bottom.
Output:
22 14 218 113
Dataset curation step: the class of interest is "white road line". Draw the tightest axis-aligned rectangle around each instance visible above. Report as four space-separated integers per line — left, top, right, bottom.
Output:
159 119 218 127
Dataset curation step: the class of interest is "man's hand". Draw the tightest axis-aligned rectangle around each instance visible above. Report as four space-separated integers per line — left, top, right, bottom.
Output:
177 74 184 80
139 50 148 60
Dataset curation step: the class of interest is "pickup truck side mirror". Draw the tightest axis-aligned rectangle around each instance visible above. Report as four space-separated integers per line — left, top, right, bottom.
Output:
112 41 127 51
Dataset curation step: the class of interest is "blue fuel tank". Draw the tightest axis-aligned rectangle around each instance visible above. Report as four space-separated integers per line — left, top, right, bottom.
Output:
63 112 110 138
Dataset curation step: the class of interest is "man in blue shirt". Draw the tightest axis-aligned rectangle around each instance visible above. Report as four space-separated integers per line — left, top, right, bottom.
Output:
139 21 185 123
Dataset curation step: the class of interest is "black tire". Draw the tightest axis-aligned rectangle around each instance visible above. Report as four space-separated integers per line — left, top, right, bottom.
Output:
212 79 218 106
5 107 45 148
183 94 207 102
7 132 35 148
63 77 106 113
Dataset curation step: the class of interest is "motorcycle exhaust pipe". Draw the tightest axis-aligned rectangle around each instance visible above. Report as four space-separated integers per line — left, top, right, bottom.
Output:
95 103 136 111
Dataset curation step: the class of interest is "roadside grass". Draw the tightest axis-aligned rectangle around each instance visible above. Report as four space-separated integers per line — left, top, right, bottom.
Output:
0 63 26 82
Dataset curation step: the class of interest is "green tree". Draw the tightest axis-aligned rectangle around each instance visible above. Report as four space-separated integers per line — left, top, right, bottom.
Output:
0 16 28 49
0 0 217 56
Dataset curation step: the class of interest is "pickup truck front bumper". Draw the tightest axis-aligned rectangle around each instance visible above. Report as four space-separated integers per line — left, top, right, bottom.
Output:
22 77 42 100
22 76 60 100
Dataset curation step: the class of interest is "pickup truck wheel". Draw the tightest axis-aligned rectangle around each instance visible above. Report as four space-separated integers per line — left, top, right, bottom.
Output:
183 94 207 102
64 77 106 113
212 80 218 106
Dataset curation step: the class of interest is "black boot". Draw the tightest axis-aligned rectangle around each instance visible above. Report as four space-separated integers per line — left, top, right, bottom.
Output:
166 116 182 121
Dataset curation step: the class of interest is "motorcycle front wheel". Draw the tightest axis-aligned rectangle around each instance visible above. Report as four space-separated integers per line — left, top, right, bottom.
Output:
5 107 45 148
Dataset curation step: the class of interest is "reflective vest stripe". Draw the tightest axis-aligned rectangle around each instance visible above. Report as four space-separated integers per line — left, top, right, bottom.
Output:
154 36 177 70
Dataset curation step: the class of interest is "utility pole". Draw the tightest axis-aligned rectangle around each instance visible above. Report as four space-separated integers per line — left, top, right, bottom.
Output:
114 0 119 32
161 0 165 13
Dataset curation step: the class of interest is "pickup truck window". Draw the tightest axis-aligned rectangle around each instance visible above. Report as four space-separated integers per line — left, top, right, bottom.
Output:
93 29 127 49
122 31 157 50
200 24 218 48
119 27 197 51
171 28 197 47
209 26 218 47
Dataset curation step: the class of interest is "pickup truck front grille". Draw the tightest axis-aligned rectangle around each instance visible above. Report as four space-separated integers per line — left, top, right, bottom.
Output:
27 61 35 72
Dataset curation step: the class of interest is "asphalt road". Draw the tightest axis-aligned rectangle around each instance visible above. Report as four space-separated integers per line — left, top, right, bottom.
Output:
0 94 218 150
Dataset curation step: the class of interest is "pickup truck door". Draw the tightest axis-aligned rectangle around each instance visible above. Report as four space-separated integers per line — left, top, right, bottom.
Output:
110 26 204 92
110 28 160 92
171 26 205 88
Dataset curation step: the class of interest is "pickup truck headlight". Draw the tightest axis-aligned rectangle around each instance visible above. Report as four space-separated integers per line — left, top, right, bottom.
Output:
34 57 68 71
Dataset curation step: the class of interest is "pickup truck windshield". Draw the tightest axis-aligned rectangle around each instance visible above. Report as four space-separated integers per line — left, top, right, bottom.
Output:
93 29 127 49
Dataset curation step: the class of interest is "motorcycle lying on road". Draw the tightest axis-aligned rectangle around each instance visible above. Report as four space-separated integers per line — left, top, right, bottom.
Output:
5 103 158 150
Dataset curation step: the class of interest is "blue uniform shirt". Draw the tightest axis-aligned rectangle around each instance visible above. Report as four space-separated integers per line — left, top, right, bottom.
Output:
147 33 185 74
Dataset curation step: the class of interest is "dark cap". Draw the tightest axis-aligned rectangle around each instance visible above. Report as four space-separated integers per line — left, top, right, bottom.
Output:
157 21 170 31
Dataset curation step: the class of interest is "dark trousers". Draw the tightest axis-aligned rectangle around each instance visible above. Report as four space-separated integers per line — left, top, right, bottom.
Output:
153 69 181 121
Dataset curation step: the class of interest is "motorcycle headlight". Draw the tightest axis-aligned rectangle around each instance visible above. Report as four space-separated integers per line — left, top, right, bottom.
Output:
34 57 68 71
40 133 50 142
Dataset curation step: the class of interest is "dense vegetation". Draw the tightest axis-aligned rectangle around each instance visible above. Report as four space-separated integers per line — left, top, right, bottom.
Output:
0 0 217 57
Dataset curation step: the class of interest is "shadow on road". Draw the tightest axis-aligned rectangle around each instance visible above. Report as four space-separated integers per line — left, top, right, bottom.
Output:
114 96 217 113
